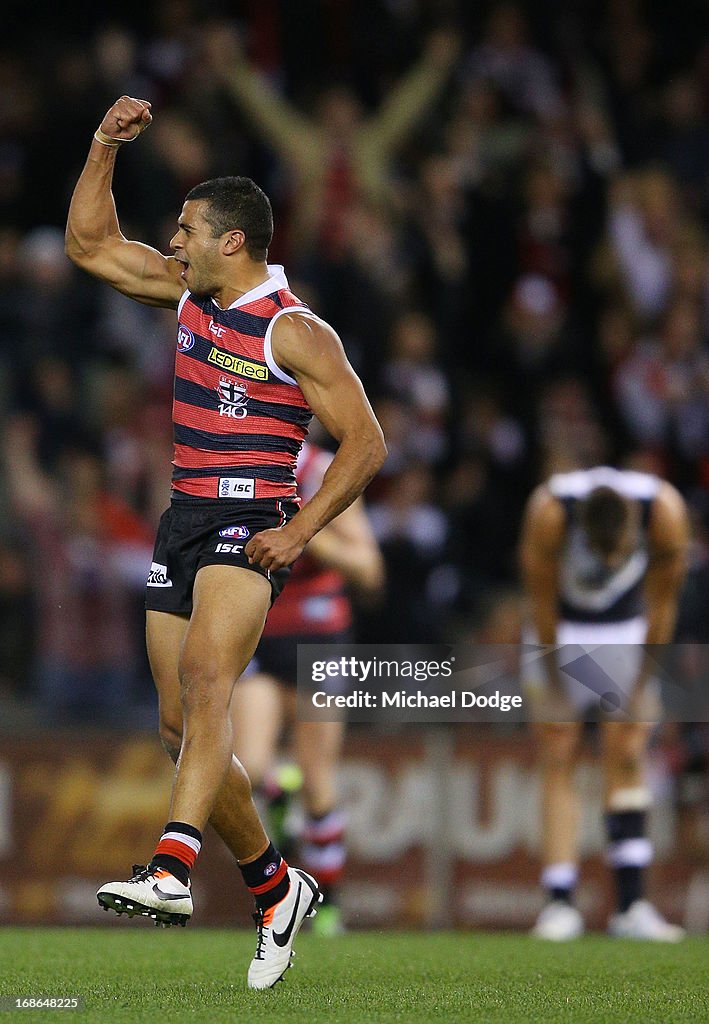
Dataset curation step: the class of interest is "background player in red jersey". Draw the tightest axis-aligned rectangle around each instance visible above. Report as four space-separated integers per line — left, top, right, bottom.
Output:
232 440 385 936
65 95 386 989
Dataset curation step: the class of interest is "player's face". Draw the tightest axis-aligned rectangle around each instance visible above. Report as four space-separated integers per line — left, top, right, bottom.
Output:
170 201 223 296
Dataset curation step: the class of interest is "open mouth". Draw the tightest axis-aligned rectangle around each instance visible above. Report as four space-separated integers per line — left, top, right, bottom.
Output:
175 257 189 278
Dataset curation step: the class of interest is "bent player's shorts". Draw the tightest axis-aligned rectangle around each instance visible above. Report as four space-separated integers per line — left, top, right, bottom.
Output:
244 630 353 688
145 497 298 616
521 616 660 719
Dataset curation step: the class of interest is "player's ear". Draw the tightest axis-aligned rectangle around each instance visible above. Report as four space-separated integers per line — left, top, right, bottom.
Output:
223 229 246 255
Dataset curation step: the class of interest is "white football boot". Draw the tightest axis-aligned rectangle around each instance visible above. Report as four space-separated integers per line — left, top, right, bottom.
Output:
531 900 585 940
97 865 192 927
608 900 685 941
248 867 322 989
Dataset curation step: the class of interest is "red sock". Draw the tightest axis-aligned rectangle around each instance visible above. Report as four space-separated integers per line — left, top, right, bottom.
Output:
150 821 202 885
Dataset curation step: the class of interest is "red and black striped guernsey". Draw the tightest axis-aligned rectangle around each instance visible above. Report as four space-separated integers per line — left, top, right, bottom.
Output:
172 265 313 501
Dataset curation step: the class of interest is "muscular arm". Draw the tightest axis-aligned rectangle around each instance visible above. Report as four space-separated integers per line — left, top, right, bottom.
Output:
205 25 320 174
643 482 690 644
519 485 570 705
65 96 185 308
245 313 387 571
519 485 565 645
358 31 458 168
626 482 690 715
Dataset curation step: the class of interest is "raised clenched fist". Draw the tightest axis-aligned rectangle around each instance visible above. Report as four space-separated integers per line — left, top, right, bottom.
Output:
99 96 152 142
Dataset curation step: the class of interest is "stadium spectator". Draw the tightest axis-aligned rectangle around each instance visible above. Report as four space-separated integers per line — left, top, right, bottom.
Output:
613 297 709 469
462 3 565 123
381 311 451 465
203 22 459 257
369 461 450 641
2 415 154 726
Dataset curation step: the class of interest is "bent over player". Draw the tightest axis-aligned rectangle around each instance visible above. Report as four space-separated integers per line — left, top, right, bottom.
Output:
65 96 386 988
520 466 689 941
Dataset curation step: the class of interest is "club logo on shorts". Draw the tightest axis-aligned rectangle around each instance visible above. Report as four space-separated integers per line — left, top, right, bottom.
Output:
147 562 173 587
177 325 195 352
219 525 250 539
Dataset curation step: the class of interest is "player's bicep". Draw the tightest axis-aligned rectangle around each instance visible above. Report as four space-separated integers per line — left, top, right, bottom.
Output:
274 314 380 440
519 488 564 588
646 488 690 601
77 236 185 308
299 361 375 443
648 483 691 562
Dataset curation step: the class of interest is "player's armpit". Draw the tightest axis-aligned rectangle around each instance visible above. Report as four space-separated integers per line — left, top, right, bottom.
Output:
67 234 185 309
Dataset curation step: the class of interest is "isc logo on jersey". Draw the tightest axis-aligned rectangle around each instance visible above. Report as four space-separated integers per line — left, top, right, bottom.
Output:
219 525 250 539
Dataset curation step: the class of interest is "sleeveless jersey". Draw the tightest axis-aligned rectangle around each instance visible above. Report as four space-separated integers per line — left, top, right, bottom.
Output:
548 467 660 624
172 265 312 501
263 442 352 636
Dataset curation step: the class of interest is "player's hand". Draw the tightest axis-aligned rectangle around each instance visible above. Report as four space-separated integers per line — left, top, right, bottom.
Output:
99 96 152 142
244 527 305 572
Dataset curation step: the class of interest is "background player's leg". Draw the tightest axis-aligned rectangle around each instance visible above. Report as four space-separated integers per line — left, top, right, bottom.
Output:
294 714 347 935
531 721 585 939
147 608 270 860
295 717 345 818
231 672 284 788
602 721 683 939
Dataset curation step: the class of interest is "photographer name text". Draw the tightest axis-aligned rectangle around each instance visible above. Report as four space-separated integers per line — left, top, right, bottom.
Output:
311 689 522 712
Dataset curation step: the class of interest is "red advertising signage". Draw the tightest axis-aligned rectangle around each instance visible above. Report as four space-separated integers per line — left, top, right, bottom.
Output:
0 729 699 931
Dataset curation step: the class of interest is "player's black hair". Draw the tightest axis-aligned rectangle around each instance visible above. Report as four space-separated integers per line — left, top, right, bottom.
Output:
580 486 633 556
185 177 273 260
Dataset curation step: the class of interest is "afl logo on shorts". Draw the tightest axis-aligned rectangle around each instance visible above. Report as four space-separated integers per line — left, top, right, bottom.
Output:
177 325 195 352
219 525 250 539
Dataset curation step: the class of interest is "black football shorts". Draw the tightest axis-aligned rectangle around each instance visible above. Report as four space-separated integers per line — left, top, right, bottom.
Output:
246 630 353 688
145 497 298 616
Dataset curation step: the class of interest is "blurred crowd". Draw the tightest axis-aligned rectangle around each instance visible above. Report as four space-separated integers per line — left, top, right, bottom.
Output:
1 0 709 724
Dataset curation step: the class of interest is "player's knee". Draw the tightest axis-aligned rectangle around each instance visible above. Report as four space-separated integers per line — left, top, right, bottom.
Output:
606 747 643 776
178 660 232 717
604 725 648 770
158 718 182 763
231 753 255 799
537 726 578 769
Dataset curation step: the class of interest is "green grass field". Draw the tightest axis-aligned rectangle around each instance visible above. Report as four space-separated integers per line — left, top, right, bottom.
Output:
0 927 706 1023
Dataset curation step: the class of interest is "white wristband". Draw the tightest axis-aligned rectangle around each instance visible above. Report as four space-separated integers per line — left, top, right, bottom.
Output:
93 127 141 147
